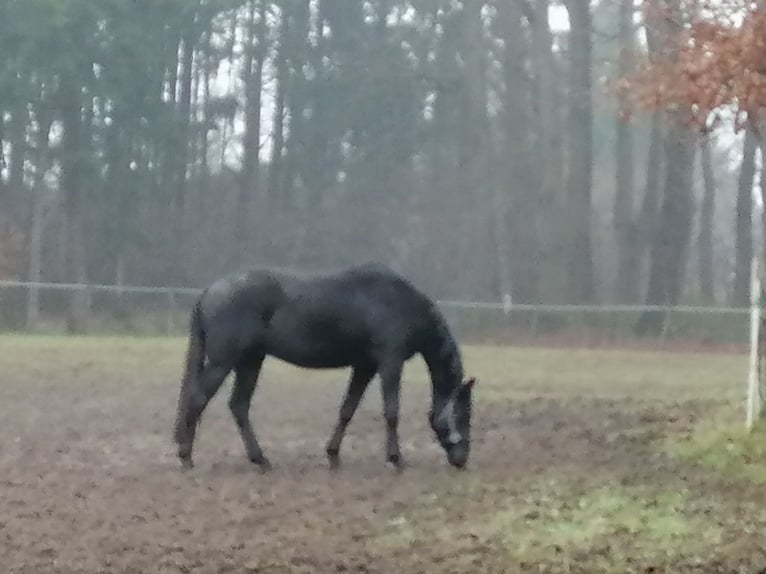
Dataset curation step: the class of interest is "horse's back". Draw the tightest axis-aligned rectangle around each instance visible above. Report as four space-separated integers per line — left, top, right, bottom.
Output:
201 270 284 321
313 263 433 319
197 263 439 367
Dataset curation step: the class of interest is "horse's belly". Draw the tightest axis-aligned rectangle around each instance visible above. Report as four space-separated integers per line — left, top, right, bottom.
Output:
263 334 365 369
266 346 359 369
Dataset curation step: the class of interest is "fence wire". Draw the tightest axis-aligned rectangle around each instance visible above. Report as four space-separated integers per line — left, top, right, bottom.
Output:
0 280 752 352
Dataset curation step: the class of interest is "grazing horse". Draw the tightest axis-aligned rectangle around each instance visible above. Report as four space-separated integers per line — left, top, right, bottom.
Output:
172 263 476 471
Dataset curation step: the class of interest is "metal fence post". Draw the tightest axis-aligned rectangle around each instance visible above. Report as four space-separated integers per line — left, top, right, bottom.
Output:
167 289 176 336
659 309 671 346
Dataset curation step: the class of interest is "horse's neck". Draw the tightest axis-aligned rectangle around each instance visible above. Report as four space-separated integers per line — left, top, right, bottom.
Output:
422 321 463 405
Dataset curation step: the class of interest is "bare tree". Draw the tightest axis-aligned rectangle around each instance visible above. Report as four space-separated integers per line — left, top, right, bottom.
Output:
697 136 716 303
563 0 595 303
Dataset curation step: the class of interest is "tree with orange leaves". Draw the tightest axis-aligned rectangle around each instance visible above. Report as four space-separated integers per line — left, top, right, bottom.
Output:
623 0 766 132
622 0 766 331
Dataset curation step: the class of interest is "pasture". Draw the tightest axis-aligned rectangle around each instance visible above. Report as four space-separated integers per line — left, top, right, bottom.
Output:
2 334 766 573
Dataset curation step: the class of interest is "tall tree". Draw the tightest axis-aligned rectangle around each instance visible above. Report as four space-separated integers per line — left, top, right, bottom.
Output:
697 136 716 303
563 0 595 303
456 0 494 298
732 130 758 306
633 20 665 302
641 117 696 312
614 0 638 303
235 0 268 266
497 0 536 303
268 4 289 201
629 1 766 129
59 73 91 332
528 0 566 302
25 94 53 329
636 0 698 333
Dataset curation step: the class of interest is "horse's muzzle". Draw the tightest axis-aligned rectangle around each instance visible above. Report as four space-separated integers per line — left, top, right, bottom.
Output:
447 442 469 468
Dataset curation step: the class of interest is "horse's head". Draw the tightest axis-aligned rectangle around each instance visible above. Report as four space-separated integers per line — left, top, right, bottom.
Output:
430 377 476 468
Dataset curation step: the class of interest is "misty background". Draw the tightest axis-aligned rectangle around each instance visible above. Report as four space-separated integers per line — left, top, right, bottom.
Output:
0 0 760 335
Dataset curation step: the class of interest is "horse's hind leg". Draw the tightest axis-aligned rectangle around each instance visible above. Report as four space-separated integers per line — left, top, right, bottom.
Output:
326 363 376 469
229 356 271 471
177 362 230 469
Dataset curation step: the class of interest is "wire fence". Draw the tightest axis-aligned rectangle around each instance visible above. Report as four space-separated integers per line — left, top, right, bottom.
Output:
0 279 753 352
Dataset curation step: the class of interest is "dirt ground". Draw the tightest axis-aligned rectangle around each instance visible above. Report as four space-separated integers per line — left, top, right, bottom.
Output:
1 344 764 574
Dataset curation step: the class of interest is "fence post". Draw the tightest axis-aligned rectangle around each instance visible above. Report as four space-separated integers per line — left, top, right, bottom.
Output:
167 289 176 336
747 256 761 430
659 309 671 346
26 282 40 331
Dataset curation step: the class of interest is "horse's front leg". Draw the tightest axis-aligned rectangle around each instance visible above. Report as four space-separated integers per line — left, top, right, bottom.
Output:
326 363 376 469
379 360 404 470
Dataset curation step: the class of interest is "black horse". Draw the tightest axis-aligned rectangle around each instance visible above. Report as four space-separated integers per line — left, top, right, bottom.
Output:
173 262 476 471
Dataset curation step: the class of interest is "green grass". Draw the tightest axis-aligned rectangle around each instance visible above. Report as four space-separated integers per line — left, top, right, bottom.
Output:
515 486 722 560
370 480 723 569
665 421 766 485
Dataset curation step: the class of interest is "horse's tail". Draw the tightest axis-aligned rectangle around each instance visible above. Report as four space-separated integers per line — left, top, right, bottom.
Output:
183 298 206 383
174 297 206 444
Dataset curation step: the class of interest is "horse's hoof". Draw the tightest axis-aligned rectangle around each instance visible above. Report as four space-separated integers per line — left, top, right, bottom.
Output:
328 454 341 471
179 455 194 470
386 454 404 472
251 457 272 473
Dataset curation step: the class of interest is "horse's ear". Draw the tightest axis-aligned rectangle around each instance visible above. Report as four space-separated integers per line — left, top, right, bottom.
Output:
460 377 476 395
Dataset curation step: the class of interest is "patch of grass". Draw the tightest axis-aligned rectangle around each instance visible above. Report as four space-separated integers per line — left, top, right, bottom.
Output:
0 335 746 405
510 487 712 558
461 344 746 404
665 421 766 485
370 481 722 568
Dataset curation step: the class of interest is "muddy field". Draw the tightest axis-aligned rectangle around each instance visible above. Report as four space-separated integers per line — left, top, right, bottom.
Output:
1 337 765 573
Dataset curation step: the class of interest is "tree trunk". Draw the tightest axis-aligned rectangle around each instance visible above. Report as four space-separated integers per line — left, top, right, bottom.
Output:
26 108 53 330
280 0 311 263
0 115 5 200
163 33 180 184
235 0 266 267
268 6 289 203
636 111 664 294
280 0 310 202
498 0 536 303
296 0 335 266
8 103 27 203
633 2 667 304
59 78 89 333
198 27 213 185
563 0 595 303
457 0 493 299
733 129 758 306
614 0 638 303
762 147 766 264
637 117 696 334
698 136 716 303
529 0 566 302
0 112 4 184
171 30 195 281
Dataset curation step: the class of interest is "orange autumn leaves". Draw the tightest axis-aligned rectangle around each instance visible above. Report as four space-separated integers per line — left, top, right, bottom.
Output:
622 1 766 130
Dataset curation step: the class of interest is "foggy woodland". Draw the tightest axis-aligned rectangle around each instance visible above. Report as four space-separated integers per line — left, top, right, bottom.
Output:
0 0 762 332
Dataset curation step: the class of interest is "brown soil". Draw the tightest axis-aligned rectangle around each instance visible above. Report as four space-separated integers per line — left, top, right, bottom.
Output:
0 369 761 573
